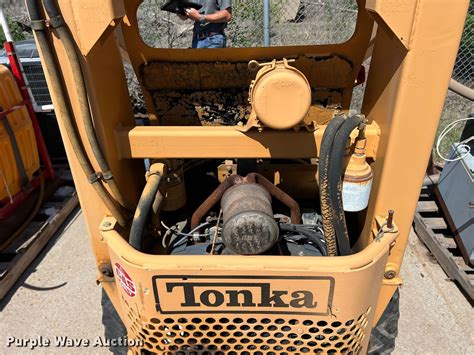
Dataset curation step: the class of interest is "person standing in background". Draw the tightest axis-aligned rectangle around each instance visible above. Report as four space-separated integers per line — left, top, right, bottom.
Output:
179 0 232 48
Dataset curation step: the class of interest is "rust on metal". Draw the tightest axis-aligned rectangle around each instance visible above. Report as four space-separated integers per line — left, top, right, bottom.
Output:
142 56 352 126
191 173 300 229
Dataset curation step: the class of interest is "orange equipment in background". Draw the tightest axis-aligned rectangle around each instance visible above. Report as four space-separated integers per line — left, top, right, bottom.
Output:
0 65 40 213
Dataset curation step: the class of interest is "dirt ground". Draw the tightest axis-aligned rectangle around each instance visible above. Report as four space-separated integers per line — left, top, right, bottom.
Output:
0 210 473 354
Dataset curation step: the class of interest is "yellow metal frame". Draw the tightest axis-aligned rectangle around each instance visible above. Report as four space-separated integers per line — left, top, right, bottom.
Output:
114 123 381 159
100 216 398 354
33 0 469 353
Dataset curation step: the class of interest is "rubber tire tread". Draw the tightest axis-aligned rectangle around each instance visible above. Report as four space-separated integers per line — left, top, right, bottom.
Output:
101 289 128 355
368 289 400 355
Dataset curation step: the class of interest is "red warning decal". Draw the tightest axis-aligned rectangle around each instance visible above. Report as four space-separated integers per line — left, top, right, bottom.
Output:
115 263 136 297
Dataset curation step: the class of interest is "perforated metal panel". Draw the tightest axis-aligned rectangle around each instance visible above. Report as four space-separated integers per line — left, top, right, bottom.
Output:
126 301 370 354
102 218 399 355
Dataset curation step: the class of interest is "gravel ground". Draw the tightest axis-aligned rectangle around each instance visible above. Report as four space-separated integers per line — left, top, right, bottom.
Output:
0 210 473 354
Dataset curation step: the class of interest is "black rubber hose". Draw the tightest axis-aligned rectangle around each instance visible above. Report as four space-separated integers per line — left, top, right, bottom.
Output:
42 0 132 211
26 0 126 227
279 224 327 256
129 164 166 251
318 115 345 256
329 115 364 256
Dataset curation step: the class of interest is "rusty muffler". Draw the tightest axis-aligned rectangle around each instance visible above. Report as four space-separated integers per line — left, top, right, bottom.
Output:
191 173 301 255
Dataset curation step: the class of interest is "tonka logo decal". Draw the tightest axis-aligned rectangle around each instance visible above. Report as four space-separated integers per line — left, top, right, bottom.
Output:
115 263 136 297
153 276 334 315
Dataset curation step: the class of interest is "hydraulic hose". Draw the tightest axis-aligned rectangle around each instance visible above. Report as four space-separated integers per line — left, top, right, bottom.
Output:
318 115 345 256
129 163 166 251
329 115 364 256
26 0 126 227
279 224 327 256
42 0 132 211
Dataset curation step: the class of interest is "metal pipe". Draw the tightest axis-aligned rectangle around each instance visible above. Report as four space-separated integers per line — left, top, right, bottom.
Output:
263 0 270 46
247 173 301 224
318 115 345 256
42 0 133 211
129 163 166 251
449 79 474 101
423 174 440 186
191 175 242 229
25 0 126 226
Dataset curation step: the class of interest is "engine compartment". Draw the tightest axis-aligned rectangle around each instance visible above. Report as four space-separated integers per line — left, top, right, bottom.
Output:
164 168 327 257
136 146 371 259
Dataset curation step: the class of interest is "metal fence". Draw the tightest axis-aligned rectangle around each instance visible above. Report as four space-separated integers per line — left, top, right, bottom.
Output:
138 0 359 49
138 0 471 90
452 7 473 90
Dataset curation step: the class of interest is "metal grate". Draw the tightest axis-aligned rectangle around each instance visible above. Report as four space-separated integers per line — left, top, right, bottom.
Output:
452 5 473 89
126 305 371 354
22 62 52 106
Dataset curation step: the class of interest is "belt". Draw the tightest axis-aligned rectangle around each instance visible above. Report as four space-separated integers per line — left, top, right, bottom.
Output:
196 31 224 40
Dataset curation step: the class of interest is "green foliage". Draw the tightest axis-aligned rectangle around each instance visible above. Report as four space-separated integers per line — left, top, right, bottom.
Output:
0 16 26 47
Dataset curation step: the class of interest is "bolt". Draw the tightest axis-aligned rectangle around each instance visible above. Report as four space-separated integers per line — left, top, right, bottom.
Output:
387 210 395 229
384 270 396 280
99 263 113 277
102 221 112 228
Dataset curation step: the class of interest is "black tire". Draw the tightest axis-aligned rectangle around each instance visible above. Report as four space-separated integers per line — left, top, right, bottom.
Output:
101 289 128 355
368 289 400 355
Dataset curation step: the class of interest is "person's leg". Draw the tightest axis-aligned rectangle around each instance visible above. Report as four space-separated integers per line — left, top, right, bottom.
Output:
192 34 198 48
196 37 210 49
197 35 226 49
207 34 226 48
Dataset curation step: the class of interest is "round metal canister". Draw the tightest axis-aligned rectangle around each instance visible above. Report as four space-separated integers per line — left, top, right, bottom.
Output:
342 148 374 212
250 62 311 130
342 177 373 212
221 183 279 255
162 166 187 211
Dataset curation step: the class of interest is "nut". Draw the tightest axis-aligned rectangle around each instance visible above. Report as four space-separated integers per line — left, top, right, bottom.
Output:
99 263 113 277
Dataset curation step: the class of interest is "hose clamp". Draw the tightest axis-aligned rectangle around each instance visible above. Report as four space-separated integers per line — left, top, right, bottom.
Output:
146 171 162 180
87 173 100 184
102 171 114 181
30 20 47 31
47 15 65 29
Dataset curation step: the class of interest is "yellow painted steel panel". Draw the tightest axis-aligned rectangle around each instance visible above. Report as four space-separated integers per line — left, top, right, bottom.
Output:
0 65 39 201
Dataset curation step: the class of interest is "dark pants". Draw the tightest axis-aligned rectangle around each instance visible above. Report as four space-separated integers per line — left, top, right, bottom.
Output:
192 34 226 49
